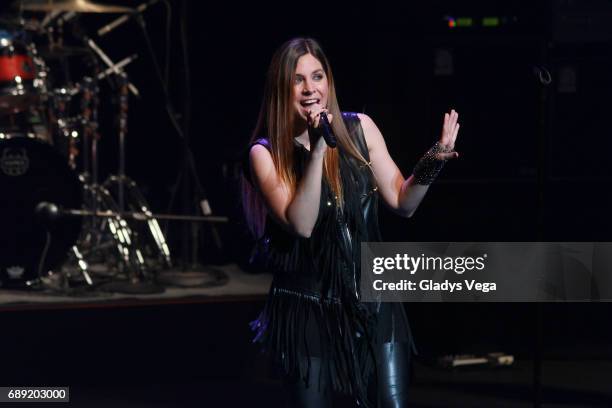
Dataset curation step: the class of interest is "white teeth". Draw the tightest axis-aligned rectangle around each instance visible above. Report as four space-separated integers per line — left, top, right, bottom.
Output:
300 99 319 106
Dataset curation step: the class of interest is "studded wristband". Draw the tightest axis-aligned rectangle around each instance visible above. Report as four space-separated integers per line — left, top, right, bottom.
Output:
412 142 450 185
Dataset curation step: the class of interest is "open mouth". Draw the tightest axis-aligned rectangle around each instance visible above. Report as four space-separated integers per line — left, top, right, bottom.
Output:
300 98 320 107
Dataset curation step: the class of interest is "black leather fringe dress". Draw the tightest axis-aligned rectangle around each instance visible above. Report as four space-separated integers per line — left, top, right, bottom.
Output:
247 113 416 407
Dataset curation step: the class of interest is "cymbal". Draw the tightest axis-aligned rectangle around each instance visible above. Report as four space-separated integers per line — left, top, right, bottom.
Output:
16 0 133 13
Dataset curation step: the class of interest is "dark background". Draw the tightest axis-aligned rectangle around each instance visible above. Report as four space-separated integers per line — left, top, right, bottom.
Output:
1 0 612 405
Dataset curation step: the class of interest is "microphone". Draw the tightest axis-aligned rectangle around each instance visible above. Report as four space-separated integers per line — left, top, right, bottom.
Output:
319 111 337 148
97 0 160 37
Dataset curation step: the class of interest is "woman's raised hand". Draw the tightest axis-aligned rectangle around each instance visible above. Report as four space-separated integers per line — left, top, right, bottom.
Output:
437 109 460 160
307 104 333 156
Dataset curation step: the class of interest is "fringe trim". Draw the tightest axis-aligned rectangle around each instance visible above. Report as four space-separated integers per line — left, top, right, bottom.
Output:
250 286 378 408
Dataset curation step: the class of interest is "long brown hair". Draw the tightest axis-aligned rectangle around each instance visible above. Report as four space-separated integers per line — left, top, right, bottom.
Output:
242 38 368 237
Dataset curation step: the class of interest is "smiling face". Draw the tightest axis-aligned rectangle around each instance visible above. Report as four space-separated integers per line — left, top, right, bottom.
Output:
292 53 329 123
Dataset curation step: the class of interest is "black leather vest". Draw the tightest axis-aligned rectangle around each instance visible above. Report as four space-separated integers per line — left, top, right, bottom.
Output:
255 112 381 300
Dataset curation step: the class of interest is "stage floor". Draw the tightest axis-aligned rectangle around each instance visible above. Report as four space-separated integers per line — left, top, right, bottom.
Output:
1 266 610 407
17 359 610 407
0 263 271 311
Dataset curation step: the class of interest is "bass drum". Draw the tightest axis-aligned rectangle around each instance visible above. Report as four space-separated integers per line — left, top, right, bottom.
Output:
0 136 82 287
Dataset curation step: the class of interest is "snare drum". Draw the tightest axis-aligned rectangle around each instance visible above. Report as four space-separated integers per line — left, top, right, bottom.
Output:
0 135 82 287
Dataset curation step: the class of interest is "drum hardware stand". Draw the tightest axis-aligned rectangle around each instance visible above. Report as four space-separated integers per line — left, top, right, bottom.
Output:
103 72 173 270
22 228 53 290
6 5 220 291
78 40 173 293
39 203 229 224
55 75 104 287
77 75 99 228
51 86 78 168
88 7 226 286
46 33 164 293
59 59 140 286
68 245 92 285
112 72 127 212
24 218 92 291
104 175 173 269
86 38 140 97
3 1 155 290
59 72 149 289
94 54 138 86
132 6 226 287
43 12 77 85
38 200 229 291
39 10 63 31
58 40 149 289
35 245 92 290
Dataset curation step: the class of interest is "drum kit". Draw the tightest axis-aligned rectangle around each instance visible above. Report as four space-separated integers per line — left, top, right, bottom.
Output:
0 0 201 292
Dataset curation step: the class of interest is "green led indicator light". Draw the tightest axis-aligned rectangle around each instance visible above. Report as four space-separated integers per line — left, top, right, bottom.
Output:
482 17 500 27
456 17 473 27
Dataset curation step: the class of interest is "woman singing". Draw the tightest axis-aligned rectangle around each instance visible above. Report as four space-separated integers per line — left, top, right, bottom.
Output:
242 38 460 407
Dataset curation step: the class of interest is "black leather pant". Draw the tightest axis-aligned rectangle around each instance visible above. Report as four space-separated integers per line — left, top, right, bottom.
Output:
285 341 411 408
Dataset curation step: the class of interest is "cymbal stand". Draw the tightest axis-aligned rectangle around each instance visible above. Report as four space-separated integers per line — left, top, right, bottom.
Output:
69 75 146 283
50 87 74 166
80 76 99 215
103 73 172 270
84 38 169 286
117 72 128 212
86 38 140 97
48 78 97 286
61 76 98 284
